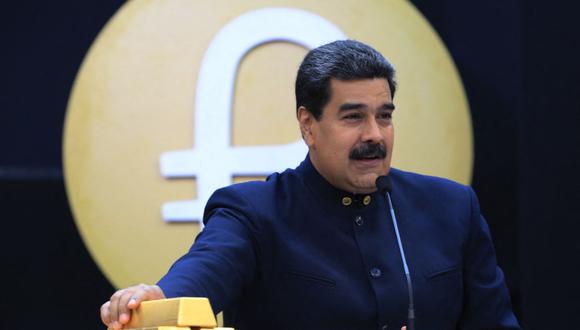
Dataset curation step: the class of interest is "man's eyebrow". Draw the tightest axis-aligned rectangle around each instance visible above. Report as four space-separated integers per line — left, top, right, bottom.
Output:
381 103 396 110
339 103 367 111
338 102 396 112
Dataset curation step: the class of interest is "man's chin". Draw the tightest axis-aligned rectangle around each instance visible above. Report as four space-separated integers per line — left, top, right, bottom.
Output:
350 173 382 194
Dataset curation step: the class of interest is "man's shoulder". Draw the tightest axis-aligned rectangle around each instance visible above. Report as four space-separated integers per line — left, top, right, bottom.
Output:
389 167 472 197
221 167 300 194
203 168 302 223
389 169 478 228
207 167 301 206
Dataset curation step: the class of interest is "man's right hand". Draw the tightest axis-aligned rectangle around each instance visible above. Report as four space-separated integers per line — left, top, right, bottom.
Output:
100 284 165 330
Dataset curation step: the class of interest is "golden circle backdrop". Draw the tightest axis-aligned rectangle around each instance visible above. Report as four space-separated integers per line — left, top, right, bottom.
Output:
64 0 472 289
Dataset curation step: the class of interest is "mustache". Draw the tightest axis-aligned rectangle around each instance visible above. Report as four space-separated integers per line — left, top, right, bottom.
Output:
349 143 387 160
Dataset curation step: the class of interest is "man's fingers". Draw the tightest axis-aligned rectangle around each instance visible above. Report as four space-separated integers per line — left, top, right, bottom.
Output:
109 288 134 327
117 284 164 324
101 284 166 329
128 284 166 310
127 284 150 309
127 294 140 309
100 301 111 326
117 289 137 324
108 290 122 324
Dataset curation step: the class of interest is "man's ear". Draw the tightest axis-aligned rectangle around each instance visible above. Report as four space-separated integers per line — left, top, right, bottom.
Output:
297 106 315 148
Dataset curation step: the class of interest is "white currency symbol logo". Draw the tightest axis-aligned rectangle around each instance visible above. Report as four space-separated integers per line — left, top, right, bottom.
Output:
160 8 346 223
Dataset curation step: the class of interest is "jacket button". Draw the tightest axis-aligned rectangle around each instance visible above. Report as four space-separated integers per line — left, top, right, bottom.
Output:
354 215 364 226
370 267 382 278
342 196 352 206
363 195 372 205
381 325 388 330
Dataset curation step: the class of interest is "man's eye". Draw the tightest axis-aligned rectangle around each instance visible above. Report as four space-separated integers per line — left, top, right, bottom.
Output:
343 113 362 120
379 112 393 120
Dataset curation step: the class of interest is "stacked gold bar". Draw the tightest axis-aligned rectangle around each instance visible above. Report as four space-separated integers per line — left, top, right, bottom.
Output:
123 298 234 330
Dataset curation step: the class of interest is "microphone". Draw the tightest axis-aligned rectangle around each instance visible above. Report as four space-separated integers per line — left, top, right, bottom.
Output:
376 176 416 330
375 175 392 192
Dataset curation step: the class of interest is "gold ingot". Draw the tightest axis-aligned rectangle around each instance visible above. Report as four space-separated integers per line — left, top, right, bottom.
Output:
363 195 372 205
126 298 216 329
342 197 352 206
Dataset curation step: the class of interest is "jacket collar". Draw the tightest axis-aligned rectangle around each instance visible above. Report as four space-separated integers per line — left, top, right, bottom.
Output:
296 154 380 212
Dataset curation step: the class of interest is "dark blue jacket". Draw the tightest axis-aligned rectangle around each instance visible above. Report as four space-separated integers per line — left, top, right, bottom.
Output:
158 156 520 330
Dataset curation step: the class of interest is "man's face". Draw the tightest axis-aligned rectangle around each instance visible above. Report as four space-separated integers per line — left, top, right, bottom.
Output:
299 78 395 194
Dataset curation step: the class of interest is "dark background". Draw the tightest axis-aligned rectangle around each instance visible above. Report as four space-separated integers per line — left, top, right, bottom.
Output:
1 1 578 329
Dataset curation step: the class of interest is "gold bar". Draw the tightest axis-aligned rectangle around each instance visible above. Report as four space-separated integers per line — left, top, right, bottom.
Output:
125 298 217 329
129 327 190 330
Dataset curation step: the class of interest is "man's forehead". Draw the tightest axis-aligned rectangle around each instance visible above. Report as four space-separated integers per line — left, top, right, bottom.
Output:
329 78 392 101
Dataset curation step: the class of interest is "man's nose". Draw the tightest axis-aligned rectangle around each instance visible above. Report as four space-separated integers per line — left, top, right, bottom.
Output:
362 118 382 143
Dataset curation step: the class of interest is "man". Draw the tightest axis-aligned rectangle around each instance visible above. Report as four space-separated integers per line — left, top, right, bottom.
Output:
101 40 520 330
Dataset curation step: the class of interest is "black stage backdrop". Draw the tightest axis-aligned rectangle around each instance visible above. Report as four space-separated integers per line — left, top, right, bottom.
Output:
1 1 578 329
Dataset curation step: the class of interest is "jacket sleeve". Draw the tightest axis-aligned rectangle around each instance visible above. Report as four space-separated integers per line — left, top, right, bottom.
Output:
157 186 260 314
458 187 520 329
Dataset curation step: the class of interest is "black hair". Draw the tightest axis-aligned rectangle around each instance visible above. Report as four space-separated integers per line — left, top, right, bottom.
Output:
295 39 396 120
